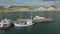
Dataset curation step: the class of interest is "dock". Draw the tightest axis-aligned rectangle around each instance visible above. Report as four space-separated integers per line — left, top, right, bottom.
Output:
33 18 53 23
16 18 53 23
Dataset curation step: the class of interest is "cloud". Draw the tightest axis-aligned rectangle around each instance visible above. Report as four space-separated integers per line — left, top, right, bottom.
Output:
0 0 59 6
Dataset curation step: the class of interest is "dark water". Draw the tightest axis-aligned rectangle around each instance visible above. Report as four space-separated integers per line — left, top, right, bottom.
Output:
0 11 60 34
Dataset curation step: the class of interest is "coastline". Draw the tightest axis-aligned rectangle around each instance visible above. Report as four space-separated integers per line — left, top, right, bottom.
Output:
0 10 60 12
0 6 60 12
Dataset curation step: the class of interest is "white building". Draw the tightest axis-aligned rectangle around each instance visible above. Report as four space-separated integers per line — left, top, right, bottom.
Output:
35 6 55 11
48 7 55 10
36 7 45 10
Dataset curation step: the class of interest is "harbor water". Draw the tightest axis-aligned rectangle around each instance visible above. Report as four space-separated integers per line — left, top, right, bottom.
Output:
0 11 60 34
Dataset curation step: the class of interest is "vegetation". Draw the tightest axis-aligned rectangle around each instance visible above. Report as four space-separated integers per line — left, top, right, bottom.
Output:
27 7 35 10
3 6 36 11
0 6 57 12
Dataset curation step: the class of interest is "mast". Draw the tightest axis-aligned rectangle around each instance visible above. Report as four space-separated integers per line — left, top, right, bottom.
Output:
0 6 5 20
20 11 23 22
30 0 33 20
0 6 6 23
31 10 32 20
20 12 22 19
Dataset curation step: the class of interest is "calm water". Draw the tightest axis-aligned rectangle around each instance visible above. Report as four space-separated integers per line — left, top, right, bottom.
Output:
0 11 60 34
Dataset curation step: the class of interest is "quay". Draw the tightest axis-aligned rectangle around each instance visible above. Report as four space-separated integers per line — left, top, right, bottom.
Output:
33 18 53 23
16 18 53 23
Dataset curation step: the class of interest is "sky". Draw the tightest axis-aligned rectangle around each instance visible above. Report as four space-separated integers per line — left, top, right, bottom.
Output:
0 0 60 6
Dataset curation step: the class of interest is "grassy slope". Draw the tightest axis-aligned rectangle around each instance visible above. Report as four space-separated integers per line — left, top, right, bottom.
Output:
0 6 58 12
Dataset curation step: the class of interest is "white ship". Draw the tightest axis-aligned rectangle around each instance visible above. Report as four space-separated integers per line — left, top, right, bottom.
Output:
14 11 34 27
14 20 34 27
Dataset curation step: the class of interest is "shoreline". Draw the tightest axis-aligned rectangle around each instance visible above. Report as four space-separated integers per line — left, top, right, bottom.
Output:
0 10 60 12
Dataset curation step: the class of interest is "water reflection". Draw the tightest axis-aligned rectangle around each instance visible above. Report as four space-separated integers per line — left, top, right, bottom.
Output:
14 26 33 31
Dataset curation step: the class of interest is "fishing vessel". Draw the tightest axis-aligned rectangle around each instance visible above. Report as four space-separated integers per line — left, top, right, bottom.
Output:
0 6 14 29
0 19 12 29
14 11 34 27
14 20 34 27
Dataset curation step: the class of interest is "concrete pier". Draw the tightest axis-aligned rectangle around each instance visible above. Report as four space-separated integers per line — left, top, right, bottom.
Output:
16 18 53 23
33 18 53 23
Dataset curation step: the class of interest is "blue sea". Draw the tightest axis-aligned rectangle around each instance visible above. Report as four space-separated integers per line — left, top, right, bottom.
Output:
0 11 60 34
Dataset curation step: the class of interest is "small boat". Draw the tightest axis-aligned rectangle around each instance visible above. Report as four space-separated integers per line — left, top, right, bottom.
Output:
14 20 34 27
14 10 34 27
33 16 45 20
0 19 13 29
0 6 14 29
